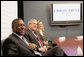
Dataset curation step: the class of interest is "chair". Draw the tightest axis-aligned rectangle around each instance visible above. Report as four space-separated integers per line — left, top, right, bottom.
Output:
1 39 6 56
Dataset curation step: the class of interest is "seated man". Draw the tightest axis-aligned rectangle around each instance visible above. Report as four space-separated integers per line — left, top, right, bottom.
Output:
2 18 64 56
2 18 36 56
24 18 65 56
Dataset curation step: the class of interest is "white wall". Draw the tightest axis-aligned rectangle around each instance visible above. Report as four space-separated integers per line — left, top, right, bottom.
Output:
1 1 18 40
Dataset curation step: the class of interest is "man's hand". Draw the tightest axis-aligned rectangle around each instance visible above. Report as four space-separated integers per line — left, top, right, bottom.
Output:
29 43 37 50
44 41 48 45
39 46 47 52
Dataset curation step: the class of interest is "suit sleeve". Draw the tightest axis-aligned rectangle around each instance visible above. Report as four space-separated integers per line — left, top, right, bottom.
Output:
2 39 18 56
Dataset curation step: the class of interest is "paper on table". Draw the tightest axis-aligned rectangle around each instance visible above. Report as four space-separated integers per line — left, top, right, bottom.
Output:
76 35 83 39
76 35 83 40
77 46 83 56
59 36 66 42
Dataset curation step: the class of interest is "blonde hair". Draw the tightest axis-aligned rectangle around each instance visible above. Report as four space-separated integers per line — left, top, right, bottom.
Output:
37 20 44 30
37 20 48 41
37 20 42 24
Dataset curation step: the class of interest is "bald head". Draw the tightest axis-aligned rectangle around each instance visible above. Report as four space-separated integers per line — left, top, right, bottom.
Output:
12 18 23 30
12 18 26 36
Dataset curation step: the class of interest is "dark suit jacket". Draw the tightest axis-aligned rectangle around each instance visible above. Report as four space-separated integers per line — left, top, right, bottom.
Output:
2 33 35 56
24 29 44 48
24 29 66 56
2 33 65 56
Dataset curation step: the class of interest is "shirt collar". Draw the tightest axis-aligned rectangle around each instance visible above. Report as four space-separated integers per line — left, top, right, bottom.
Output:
29 29 35 33
13 32 23 39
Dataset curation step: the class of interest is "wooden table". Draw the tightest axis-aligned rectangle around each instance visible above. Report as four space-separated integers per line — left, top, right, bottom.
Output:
52 37 83 56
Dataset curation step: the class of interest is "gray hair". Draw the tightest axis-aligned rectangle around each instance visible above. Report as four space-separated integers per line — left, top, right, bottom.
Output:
28 18 37 25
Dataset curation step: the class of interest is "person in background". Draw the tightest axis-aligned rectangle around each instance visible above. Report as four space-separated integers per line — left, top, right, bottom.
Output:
37 20 53 49
37 20 48 41
24 18 65 56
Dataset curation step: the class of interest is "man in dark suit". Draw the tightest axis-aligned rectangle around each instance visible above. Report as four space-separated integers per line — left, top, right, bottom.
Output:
24 18 65 56
2 18 37 56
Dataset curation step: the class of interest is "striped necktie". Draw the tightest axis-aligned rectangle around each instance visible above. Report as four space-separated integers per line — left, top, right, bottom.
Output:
34 31 44 47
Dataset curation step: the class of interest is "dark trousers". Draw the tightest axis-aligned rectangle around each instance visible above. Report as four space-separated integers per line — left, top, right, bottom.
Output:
42 46 65 56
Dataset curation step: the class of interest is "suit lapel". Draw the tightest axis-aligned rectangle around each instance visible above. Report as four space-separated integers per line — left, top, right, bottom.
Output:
28 29 41 47
12 33 32 50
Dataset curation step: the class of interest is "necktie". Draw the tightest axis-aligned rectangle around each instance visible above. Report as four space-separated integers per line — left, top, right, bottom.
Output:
22 36 29 45
34 31 44 47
